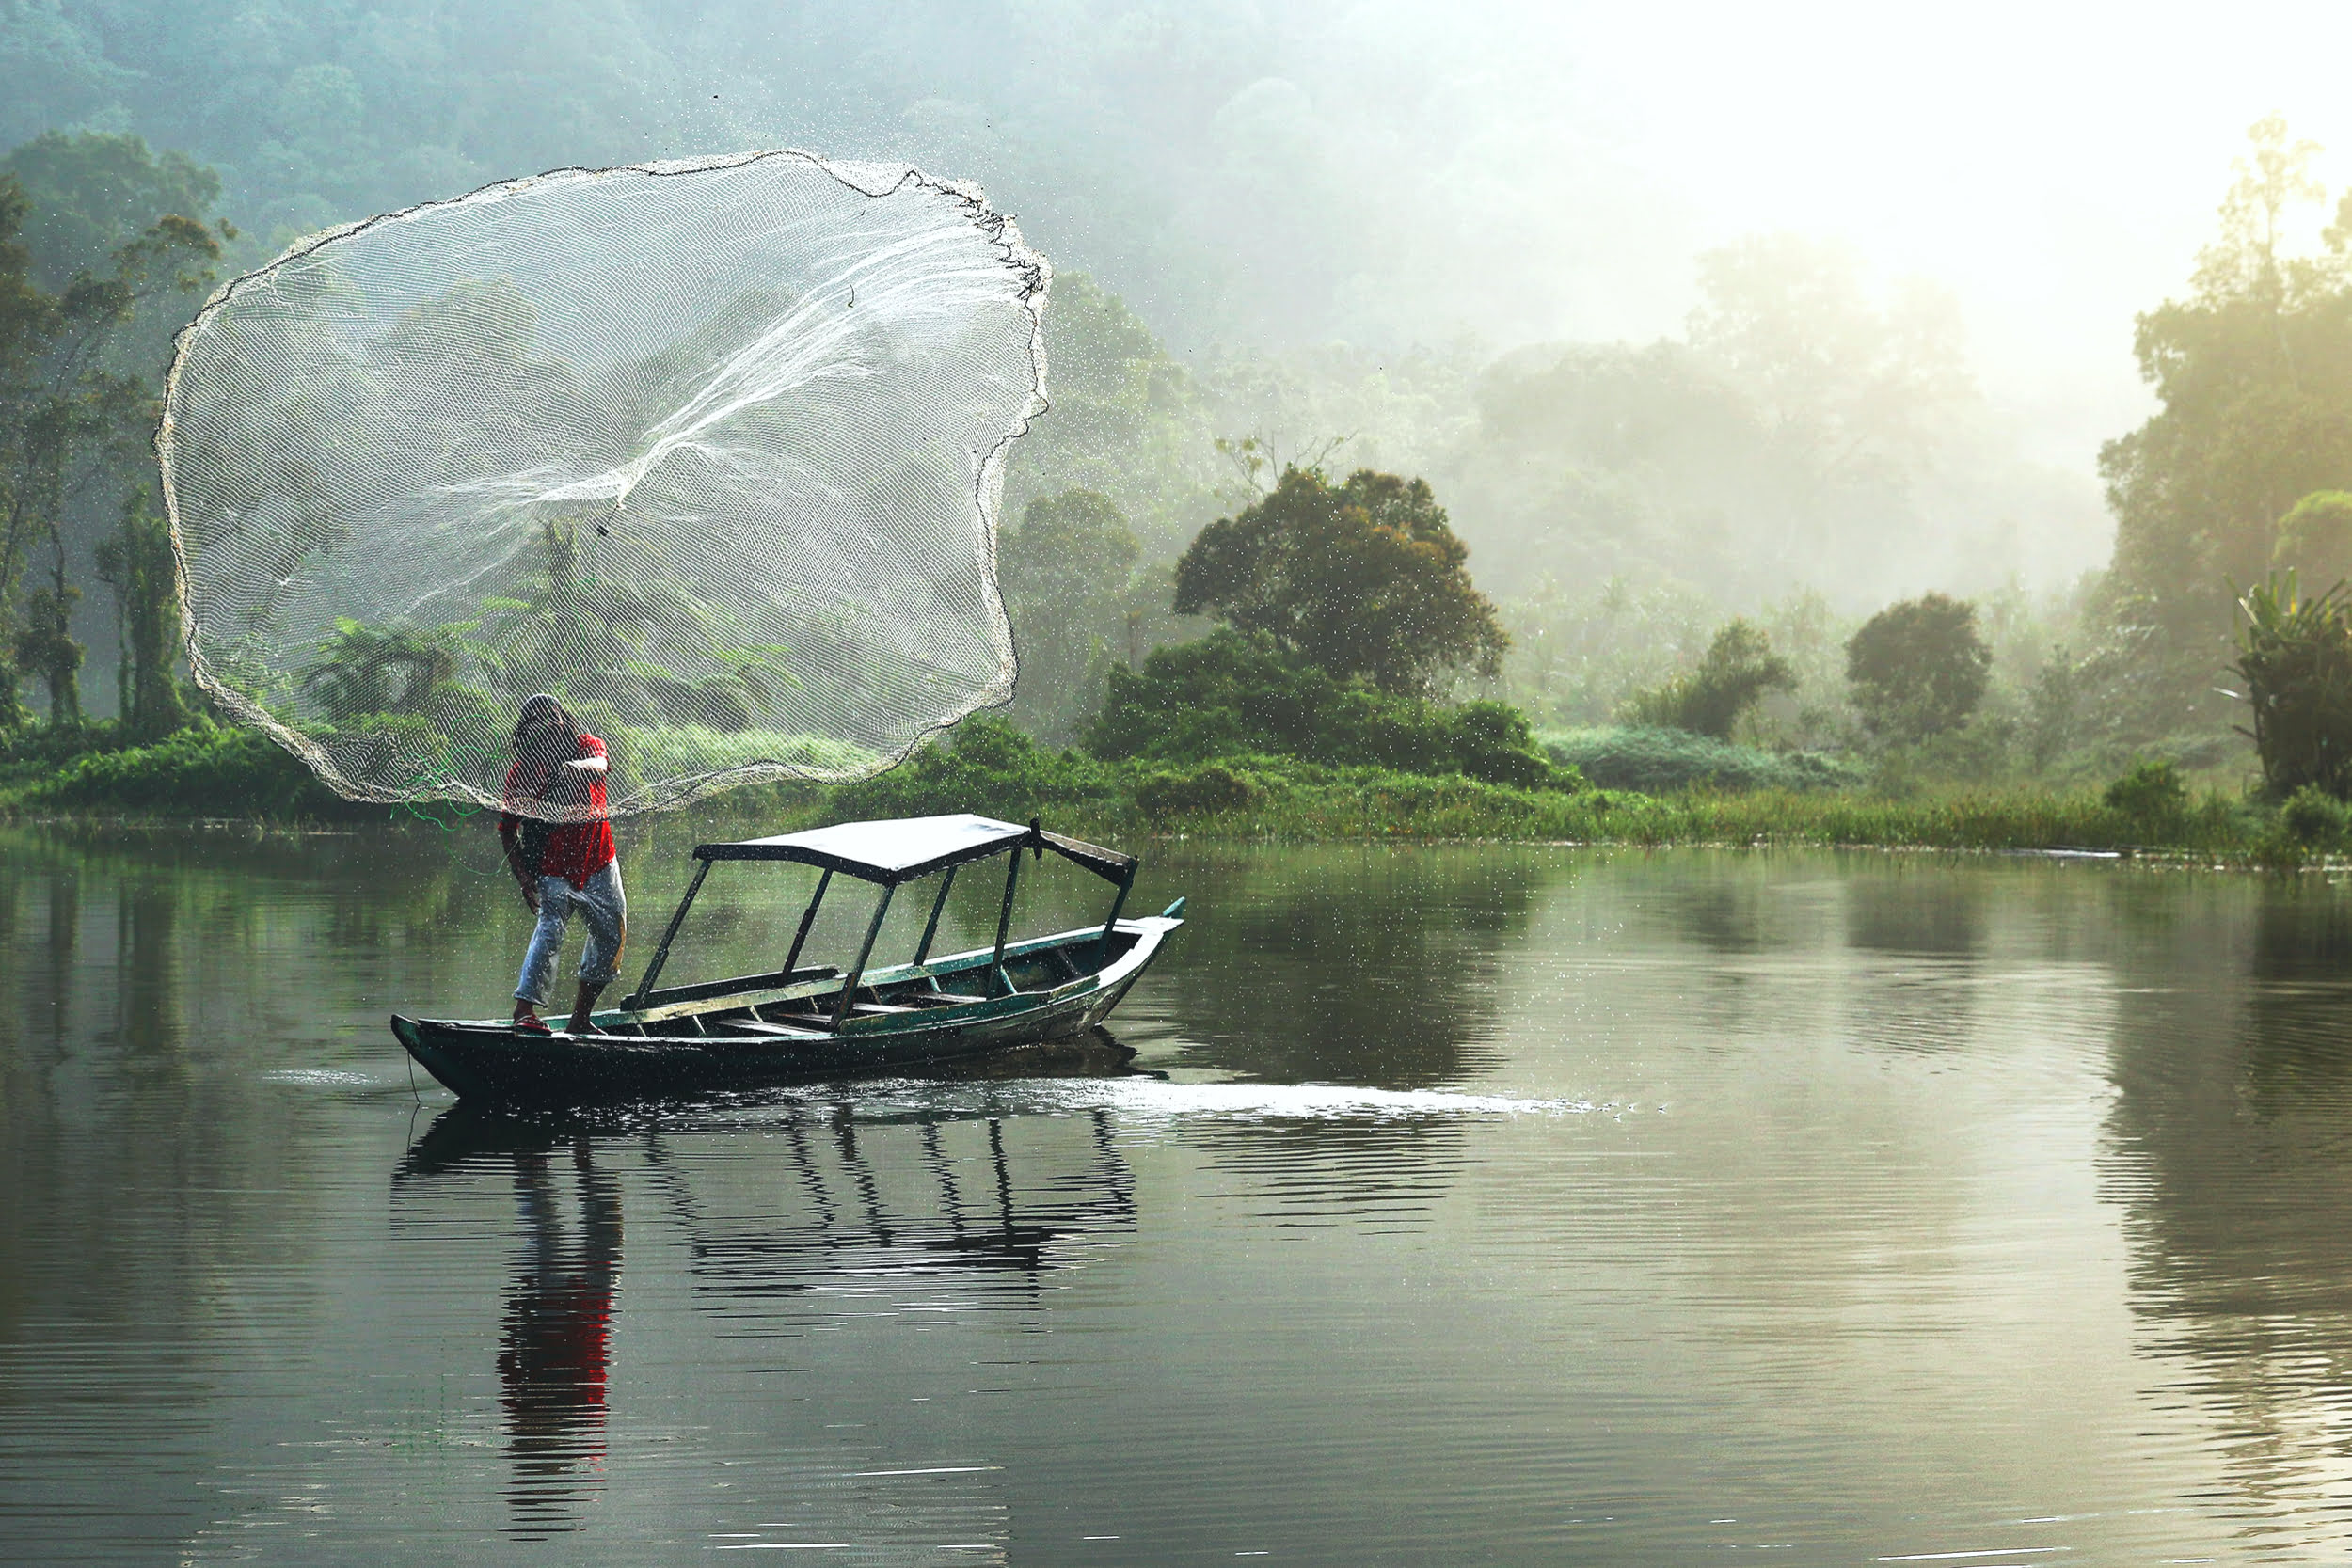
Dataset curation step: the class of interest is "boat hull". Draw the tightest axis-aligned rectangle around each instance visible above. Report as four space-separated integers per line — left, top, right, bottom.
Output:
392 915 1175 1103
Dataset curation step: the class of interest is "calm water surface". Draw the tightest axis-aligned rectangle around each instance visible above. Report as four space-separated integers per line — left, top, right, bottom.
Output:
8 821 2352 1563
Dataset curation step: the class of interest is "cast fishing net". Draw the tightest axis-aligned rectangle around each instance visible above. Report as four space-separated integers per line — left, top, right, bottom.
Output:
159 150 1047 821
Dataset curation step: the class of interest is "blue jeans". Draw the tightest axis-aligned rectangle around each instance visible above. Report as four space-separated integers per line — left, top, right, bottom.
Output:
515 862 628 1006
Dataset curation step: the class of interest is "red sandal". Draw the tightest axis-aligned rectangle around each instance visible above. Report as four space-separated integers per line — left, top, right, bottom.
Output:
511 1013 553 1035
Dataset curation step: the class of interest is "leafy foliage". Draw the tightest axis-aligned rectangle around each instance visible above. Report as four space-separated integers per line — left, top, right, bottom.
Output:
1 130 221 288
1845 593 1992 742
1621 618 1794 739
1173 466 1507 695
1688 232 1971 484
12 571 79 721
8 719 351 816
2100 117 2352 694
2280 783 2350 847
1087 627 1559 787
2273 490 2352 591
2232 573 2352 799
2103 757 2188 824
302 618 467 721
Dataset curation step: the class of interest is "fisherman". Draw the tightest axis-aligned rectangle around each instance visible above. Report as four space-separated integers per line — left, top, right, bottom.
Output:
501 694 626 1035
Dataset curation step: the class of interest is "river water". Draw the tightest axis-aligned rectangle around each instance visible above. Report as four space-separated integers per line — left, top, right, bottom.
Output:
7 821 2352 1563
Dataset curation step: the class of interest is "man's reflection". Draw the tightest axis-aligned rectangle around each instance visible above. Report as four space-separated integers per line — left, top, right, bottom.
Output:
498 1139 622 1540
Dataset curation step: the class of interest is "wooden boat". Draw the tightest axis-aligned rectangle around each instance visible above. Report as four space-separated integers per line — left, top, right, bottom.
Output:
390 813 1184 1103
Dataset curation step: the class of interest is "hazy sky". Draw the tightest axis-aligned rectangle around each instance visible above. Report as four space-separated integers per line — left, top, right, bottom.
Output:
672 0 2352 495
1490 0 2352 468
948 0 2352 478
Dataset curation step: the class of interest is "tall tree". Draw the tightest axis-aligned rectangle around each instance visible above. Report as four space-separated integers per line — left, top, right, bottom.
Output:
1173 466 1507 695
2100 118 2352 657
92 486 186 738
0 156 222 728
13 562 81 723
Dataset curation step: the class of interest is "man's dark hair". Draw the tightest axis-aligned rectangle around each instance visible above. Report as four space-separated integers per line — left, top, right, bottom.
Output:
511 694 583 804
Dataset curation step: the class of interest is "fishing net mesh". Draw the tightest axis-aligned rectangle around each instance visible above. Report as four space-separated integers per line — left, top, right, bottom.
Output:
160 150 1047 821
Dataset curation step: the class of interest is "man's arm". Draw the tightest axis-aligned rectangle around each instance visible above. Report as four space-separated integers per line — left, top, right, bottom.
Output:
500 817 540 911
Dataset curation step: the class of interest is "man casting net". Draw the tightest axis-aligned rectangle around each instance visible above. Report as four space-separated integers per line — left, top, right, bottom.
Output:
159 150 1048 821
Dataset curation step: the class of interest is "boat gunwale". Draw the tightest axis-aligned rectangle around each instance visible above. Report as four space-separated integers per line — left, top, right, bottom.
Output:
402 915 1178 1043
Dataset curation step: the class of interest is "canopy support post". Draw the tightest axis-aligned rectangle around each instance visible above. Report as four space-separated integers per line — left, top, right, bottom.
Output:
1097 863 1136 958
990 847 1023 996
834 881 896 1029
624 858 709 1011
781 867 833 976
914 865 957 968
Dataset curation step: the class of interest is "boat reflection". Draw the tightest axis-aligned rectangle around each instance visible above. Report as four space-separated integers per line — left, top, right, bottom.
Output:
391 1035 1146 1540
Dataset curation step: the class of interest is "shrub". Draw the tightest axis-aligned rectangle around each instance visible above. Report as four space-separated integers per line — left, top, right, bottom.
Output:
2280 783 2350 848
1540 725 1861 794
2233 574 2352 799
833 714 1121 823
2104 757 2188 824
12 721 350 816
1621 619 1794 739
1088 628 1563 787
1135 764 1259 820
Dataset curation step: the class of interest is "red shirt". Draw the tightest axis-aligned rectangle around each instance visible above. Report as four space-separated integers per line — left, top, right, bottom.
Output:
501 732 616 888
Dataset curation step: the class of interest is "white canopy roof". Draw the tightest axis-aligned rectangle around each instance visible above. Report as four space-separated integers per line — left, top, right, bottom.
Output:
696 814 1030 883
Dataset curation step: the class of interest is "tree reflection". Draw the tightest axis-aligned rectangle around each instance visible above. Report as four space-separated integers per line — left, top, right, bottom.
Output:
2103 879 2352 1540
1841 868 1984 958
1154 845 1550 1088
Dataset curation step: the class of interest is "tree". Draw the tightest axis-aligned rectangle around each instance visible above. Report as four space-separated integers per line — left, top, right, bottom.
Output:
999 488 1140 744
0 158 222 729
1172 466 1507 695
92 486 186 738
2 130 221 287
13 571 81 723
1622 618 1794 739
1845 593 1991 742
301 619 468 722
2099 118 2352 668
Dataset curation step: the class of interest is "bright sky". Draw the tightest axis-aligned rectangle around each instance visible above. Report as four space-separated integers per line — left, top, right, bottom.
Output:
1339 0 2352 468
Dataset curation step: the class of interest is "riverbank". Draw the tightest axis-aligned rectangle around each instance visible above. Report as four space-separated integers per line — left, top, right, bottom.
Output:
1 714 2311 864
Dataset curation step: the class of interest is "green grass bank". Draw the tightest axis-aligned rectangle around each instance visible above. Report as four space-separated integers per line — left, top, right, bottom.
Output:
0 713 2312 865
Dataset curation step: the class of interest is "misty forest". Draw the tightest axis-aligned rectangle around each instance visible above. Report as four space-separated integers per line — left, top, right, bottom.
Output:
7 1 2352 856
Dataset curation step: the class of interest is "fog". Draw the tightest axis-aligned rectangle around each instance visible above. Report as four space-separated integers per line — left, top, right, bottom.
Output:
12 0 2352 697
677 0 2352 481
